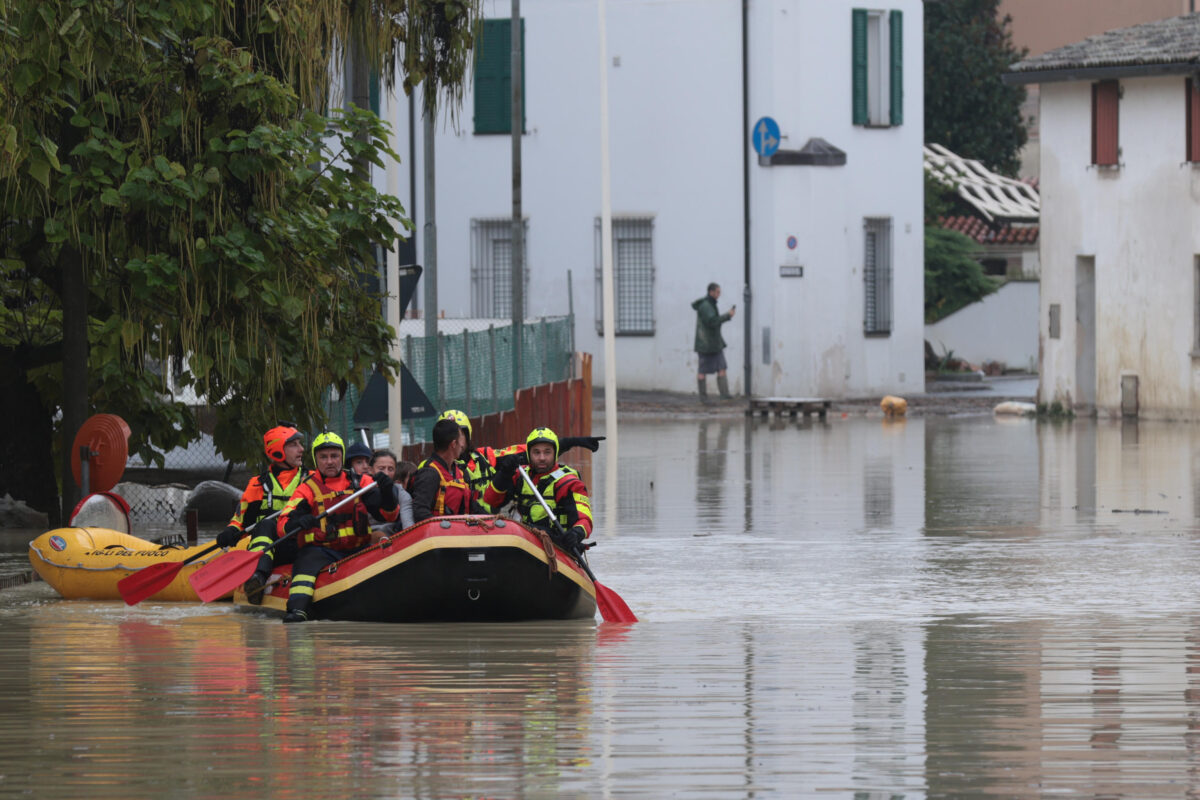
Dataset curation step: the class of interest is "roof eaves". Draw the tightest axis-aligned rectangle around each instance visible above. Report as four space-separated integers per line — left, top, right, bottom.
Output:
1004 60 1198 85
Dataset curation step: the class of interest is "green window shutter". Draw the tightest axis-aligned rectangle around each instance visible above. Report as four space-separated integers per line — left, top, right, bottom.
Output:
474 19 512 134
889 10 903 126
473 18 525 134
369 68 380 117
851 9 868 125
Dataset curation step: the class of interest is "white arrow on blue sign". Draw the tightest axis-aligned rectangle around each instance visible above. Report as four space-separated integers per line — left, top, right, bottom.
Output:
752 116 780 157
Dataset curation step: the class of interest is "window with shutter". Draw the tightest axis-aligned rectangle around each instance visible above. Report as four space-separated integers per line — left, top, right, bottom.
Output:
1187 78 1200 163
474 18 525 135
1091 80 1119 166
852 9 902 127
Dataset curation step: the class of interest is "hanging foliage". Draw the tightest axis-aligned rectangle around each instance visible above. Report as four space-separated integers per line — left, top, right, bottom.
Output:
0 0 478 512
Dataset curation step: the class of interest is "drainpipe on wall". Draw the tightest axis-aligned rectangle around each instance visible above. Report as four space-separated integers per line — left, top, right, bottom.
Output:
741 0 752 398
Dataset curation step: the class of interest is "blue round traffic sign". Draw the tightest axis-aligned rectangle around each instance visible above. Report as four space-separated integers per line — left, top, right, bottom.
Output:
752 117 780 157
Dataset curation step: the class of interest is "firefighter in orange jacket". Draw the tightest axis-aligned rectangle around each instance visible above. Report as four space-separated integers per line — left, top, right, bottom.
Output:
483 427 593 551
217 426 309 604
436 408 604 508
275 431 398 623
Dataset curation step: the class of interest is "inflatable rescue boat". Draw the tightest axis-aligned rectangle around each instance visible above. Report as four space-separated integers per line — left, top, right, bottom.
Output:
237 515 597 622
28 527 243 601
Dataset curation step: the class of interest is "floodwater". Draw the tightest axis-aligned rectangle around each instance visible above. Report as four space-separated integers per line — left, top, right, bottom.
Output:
4 413 1200 798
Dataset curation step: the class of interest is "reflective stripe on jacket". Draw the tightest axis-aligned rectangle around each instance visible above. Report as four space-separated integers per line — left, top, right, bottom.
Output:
513 465 593 537
279 471 372 551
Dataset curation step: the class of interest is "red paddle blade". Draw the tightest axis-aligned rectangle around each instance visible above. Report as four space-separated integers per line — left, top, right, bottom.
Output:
188 550 261 603
117 562 186 606
594 581 637 623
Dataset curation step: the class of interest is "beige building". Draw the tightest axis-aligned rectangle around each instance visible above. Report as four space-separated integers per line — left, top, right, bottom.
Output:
1006 14 1200 418
999 0 1193 177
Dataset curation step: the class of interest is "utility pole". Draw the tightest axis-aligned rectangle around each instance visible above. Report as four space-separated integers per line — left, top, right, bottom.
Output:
598 0 618 524
510 0 524 392
423 104 439 407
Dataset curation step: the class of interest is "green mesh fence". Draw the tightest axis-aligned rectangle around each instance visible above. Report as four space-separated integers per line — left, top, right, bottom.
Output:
324 315 574 447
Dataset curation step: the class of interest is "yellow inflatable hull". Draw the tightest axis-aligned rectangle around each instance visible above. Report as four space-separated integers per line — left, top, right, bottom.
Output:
28 527 243 601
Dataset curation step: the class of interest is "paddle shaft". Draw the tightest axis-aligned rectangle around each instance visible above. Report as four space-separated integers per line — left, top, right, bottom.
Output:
516 465 597 582
181 509 284 566
266 480 381 552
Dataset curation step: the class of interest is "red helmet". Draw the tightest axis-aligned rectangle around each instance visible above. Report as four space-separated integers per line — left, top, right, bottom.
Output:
263 426 303 463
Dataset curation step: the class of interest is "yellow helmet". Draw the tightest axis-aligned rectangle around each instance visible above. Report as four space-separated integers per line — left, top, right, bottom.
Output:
311 431 345 461
525 427 559 461
439 409 472 437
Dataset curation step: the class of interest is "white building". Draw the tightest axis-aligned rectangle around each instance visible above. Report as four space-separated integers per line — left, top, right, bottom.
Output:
1007 14 1200 417
386 0 924 397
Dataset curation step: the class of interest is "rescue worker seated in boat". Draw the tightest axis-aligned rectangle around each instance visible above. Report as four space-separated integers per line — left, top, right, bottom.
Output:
275 431 399 623
483 427 594 553
437 408 604 508
410 418 481 522
368 448 415 533
216 426 308 599
346 441 373 477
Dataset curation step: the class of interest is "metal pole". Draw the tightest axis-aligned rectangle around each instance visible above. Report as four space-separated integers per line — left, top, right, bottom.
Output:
437 330 446 409
423 101 439 406
489 324 498 411
742 0 752 399
598 0 618 527
511 0 524 392
386 86 405 446
567 268 575 356
463 327 472 416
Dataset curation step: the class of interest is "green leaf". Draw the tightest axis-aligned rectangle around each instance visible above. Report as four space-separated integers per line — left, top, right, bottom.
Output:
27 157 50 188
13 62 43 95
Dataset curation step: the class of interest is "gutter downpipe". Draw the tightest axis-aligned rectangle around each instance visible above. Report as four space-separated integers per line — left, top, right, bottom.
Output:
742 0 752 398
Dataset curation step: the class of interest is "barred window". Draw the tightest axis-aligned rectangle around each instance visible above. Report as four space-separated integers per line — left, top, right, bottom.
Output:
471 218 529 318
863 217 892 336
594 216 655 335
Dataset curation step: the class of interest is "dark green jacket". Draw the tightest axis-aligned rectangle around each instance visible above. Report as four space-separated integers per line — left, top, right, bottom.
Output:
692 294 732 354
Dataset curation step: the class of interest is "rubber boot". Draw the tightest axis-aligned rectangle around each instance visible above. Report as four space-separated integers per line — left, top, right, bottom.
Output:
242 569 270 606
717 375 732 400
697 378 709 404
282 595 312 623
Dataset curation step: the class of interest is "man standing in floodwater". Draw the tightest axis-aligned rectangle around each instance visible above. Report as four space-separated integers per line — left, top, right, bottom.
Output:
692 282 735 402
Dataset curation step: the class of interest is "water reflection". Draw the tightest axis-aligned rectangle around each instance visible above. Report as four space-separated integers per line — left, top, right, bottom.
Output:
4 415 1200 796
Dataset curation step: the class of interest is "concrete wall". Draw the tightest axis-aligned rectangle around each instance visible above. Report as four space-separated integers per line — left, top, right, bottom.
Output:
925 280 1038 372
384 0 924 398
1038 76 1200 417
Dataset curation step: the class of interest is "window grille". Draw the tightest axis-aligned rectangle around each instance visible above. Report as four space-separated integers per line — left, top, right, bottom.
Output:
863 217 892 336
471 218 529 318
594 217 655 335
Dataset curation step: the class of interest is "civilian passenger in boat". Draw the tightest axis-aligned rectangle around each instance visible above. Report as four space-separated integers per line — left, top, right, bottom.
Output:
368 448 415 532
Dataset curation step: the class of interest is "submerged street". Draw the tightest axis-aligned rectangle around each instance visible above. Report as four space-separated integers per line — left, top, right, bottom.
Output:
4 412 1200 797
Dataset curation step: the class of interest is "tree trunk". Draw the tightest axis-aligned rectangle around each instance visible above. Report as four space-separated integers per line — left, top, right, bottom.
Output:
60 246 88 519
0 348 61 525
